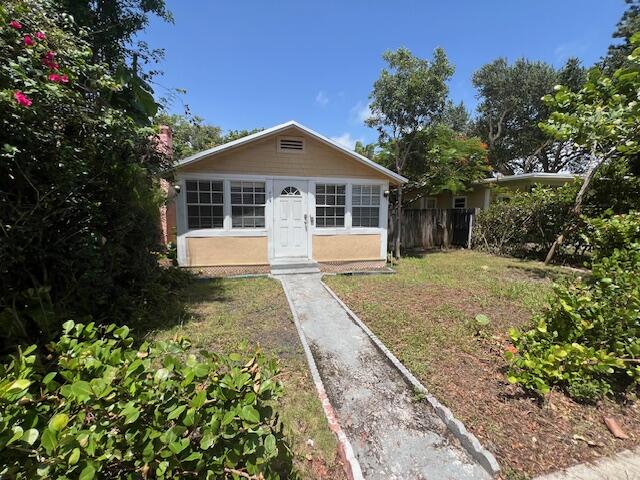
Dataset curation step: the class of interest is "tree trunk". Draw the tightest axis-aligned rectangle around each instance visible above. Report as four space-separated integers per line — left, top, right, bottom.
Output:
544 144 604 265
394 184 403 259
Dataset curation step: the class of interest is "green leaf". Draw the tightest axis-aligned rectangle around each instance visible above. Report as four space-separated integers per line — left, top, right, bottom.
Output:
6 379 31 393
475 314 490 326
62 320 75 334
68 447 81 465
121 404 140 424
21 428 39 446
40 428 57 455
154 368 170 383
49 413 69 432
264 434 277 456
167 404 185 420
240 405 260 424
79 462 96 480
71 381 93 402
200 430 214 450
7 426 23 446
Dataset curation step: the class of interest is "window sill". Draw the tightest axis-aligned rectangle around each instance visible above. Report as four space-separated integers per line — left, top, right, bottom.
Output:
313 227 382 235
183 229 268 237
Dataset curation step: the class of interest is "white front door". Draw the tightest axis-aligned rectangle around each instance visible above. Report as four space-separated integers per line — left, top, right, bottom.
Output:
273 180 309 258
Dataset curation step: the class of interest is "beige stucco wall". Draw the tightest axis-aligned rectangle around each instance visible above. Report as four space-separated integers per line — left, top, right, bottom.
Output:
312 234 381 261
186 237 268 266
178 127 395 183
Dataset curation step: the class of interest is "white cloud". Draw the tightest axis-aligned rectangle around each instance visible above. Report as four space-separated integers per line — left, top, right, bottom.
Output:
330 132 363 150
350 101 372 124
315 90 329 106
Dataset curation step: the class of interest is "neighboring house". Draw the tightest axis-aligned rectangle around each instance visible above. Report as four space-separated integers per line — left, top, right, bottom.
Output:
410 172 579 210
162 121 407 275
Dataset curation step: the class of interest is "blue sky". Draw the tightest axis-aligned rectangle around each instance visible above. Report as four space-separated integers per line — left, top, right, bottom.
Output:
140 1 627 148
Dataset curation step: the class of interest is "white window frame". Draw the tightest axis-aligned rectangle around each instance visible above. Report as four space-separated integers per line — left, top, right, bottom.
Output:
230 180 267 229
314 183 347 228
184 179 225 230
424 197 437 209
351 184 382 228
453 196 467 209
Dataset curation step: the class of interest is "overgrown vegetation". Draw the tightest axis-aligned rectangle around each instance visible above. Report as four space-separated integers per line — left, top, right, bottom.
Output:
0 0 185 352
0 320 291 479
508 212 640 401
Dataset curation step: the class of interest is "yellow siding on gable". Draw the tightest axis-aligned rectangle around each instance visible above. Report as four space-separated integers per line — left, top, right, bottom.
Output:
186 237 268 266
312 234 381 261
179 127 393 182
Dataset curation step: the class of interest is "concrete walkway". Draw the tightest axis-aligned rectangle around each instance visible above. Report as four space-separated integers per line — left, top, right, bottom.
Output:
278 273 491 480
535 448 640 480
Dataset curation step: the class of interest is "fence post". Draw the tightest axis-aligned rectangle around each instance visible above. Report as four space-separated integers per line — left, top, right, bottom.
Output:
466 209 474 249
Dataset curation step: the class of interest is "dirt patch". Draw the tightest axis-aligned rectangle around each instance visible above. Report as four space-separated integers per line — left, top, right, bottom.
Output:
325 252 640 479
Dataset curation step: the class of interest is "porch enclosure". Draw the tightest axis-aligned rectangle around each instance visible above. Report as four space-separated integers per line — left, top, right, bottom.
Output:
388 208 478 251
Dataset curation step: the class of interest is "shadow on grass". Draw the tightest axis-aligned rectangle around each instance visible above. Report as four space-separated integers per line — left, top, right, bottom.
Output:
399 247 466 259
131 276 230 340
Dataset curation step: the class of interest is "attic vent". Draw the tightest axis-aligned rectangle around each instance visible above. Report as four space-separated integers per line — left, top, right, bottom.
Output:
278 136 305 153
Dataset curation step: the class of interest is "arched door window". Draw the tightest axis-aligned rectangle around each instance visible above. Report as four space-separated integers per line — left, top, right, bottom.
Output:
280 186 301 196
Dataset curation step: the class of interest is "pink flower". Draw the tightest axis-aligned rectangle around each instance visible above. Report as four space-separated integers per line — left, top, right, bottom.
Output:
42 51 59 70
35 31 46 40
48 73 69 84
14 91 32 107
9 20 22 30
24 35 35 47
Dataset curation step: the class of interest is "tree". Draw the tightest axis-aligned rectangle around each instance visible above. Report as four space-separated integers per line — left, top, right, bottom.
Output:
156 113 223 159
0 0 177 350
354 141 376 159
441 100 471 133
403 125 489 203
472 57 586 174
601 0 640 72
367 47 454 258
222 128 264 143
542 33 640 264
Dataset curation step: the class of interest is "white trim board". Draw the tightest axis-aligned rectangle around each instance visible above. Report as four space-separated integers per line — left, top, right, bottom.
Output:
172 120 408 185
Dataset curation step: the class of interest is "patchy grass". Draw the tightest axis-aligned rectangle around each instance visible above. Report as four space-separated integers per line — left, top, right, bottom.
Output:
325 250 640 479
148 277 345 480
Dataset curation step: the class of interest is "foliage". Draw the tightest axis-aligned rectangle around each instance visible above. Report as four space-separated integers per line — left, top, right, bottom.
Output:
472 183 587 262
601 0 640 72
156 113 223 159
0 0 185 350
540 34 640 167
0 320 291 479
400 125 489 203
222 128 264 144
507 213 640 401
472 57 586 174
367 46 454 257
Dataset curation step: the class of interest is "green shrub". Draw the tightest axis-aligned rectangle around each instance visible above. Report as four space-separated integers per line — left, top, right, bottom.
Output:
472 183 588 263
507 213 640 401
0 321 292 479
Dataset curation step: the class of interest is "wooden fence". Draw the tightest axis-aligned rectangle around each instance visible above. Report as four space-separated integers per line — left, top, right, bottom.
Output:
388 208 477 251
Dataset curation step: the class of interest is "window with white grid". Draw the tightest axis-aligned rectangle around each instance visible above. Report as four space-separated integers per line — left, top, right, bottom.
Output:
315 184 346 227
352 184 380 227
185 180 224 229
231 181 266 228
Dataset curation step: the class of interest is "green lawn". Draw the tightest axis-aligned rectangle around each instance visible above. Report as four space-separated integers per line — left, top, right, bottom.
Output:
325 250 640 479
148 277 344 480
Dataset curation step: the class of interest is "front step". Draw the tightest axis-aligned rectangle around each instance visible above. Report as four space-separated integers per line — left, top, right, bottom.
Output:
270 258 320 275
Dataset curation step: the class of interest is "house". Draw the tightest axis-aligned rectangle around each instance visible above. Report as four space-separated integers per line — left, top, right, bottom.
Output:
163 121 407 275
410 172 579 210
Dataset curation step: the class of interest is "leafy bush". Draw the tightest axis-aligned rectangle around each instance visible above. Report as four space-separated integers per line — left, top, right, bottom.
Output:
0 0 186 350
472 183 588 263
507 213 640 401
0 321 292 479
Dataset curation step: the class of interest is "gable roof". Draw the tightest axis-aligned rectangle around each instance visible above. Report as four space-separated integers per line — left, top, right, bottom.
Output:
173 120 408 184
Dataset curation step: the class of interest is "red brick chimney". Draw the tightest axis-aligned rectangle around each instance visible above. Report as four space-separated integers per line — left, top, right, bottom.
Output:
158 125 177 245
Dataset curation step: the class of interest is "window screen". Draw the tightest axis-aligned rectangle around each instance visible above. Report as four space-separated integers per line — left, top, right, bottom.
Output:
315 184 346 227
231 181 266 228
186 180 224 229
352 185 380 227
